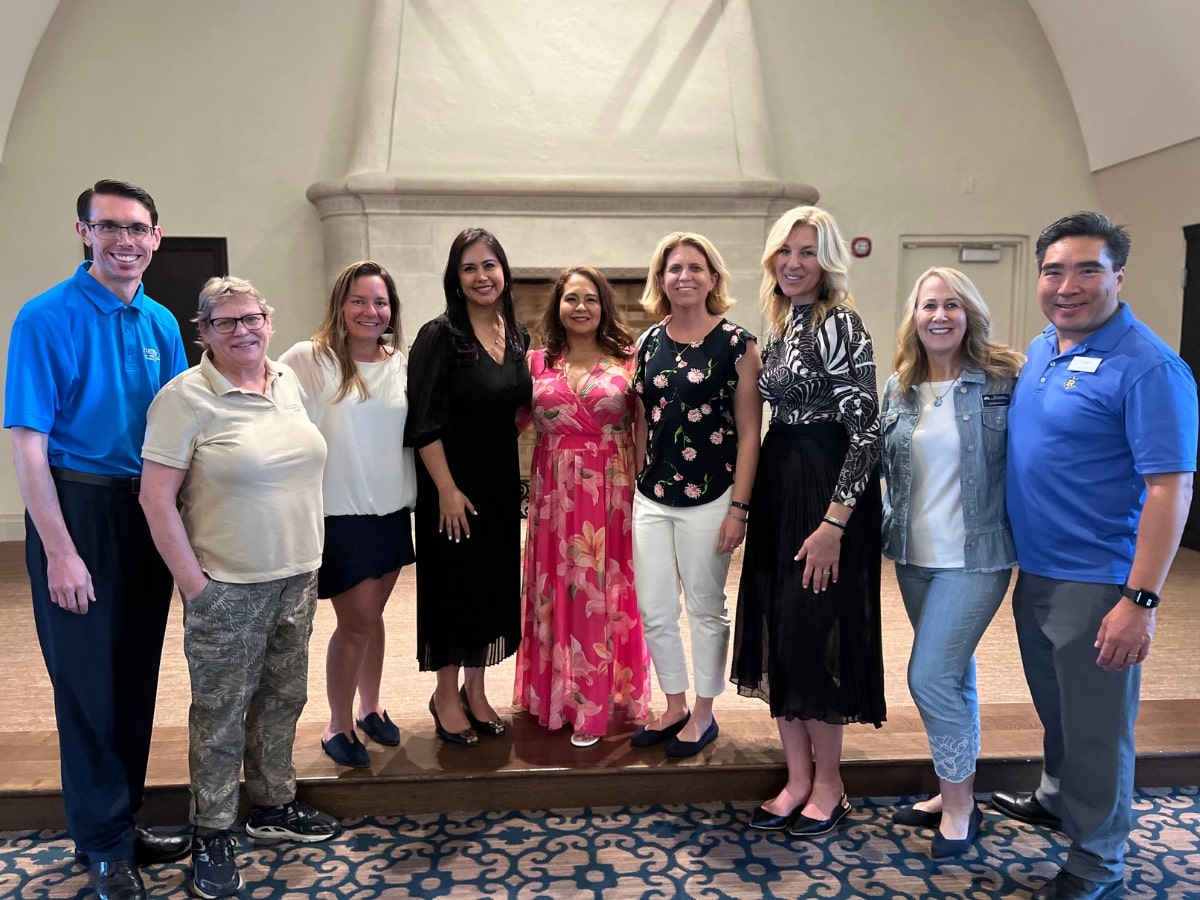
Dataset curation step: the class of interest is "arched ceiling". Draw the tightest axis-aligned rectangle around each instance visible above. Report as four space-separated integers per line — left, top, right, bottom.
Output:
2 1 1197 173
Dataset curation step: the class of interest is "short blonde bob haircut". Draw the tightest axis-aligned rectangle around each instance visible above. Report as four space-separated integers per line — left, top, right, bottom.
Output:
192 275 274 348
890 266 1024 395
760 205 854 338
640 232 734 319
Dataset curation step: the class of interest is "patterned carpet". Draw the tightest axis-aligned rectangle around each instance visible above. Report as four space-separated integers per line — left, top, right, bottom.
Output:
1 788 1197 899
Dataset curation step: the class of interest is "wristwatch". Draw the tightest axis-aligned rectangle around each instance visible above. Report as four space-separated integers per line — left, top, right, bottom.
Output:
1120 585 1161 609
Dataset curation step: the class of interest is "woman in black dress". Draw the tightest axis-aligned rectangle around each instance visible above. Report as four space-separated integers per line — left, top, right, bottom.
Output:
732 206 885 837
405 228 532 745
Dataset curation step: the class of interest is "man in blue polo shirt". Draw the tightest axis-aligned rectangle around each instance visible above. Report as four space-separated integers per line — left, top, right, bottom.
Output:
995 212 1197 900
5 180 189 900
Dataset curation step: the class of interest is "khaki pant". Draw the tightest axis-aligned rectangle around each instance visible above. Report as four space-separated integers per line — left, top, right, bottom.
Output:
184 571 317 829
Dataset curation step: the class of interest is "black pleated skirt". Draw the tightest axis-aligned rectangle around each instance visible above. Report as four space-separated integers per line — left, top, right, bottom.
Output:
730 421 886 727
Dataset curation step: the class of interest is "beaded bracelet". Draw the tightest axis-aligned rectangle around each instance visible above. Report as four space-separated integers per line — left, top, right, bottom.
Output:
727 512 748 524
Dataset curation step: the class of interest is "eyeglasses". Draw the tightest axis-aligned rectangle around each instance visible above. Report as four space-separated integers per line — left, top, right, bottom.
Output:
206 313 268 334
82 220 156 240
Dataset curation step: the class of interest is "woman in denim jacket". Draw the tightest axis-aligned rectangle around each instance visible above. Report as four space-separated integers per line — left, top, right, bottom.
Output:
880 267 1023 857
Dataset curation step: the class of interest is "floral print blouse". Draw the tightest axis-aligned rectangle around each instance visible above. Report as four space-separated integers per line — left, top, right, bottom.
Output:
759 303 880 507
634 318 755 507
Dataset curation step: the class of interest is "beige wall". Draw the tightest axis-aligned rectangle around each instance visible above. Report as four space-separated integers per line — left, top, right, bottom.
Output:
0 0 1191 529
1096 138 1200 346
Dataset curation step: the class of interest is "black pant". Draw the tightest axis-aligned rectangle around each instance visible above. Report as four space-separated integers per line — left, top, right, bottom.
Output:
27 478 174 861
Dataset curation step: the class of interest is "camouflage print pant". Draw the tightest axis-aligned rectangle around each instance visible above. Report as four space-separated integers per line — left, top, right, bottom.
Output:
183 571 317 829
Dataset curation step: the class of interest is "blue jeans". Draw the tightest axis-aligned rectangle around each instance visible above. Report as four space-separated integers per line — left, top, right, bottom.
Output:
894 564 1011 782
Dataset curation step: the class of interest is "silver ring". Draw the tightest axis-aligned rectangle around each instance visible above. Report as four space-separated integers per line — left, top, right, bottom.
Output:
1125 653 1138 660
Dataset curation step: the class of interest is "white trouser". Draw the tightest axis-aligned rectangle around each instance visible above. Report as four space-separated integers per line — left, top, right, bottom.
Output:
632 488 732 698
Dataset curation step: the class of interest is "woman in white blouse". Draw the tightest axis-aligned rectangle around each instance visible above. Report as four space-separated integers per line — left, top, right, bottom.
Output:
280 261 416 769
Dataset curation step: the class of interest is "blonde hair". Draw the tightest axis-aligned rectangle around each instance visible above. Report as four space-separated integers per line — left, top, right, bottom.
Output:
312 261 406 403
640 232 734 319
760 205 854 338
891 266 1024 395
192 276 274 348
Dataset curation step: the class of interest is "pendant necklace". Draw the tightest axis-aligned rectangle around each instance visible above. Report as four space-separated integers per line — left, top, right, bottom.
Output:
930 377 960 407
667 334 698 365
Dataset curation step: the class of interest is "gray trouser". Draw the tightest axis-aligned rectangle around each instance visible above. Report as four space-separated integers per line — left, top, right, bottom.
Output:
1013 571 1139 883
184 571 317 829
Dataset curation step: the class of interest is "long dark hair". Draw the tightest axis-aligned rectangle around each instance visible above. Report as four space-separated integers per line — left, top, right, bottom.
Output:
441 227 524 362
540 266 632 361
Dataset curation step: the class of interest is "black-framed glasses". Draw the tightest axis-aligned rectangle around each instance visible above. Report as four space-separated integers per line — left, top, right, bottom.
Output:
206 313 268 334
82 220 156 240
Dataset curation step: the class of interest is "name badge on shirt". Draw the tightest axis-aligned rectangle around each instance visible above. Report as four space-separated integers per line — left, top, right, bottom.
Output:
1068 356 1102 373
981 393 1011 408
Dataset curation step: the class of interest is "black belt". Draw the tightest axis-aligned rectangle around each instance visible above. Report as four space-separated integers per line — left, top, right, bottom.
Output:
51 466 140 495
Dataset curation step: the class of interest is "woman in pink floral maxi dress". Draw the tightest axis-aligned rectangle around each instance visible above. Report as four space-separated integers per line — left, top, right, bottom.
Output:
514 267 651 746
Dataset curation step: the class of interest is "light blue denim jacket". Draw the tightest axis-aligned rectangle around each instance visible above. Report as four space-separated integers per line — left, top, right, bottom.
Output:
879 365 1016 573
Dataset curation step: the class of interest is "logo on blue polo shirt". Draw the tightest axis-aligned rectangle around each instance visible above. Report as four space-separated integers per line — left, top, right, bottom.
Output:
143 348 161 362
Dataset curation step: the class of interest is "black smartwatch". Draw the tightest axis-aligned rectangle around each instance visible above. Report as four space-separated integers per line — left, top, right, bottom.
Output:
1120 585 1161 609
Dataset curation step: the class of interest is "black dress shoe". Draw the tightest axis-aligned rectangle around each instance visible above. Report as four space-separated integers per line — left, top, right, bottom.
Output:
77 827 190 867
356 710 401 746
429 695 478 746
630 711 691 748
749 804 802 831
90 859 146 900
929 804 982 859
991 790 1062 829
460 686 506 736
892 804 942 828
666 718 719 758
1031 869 1124 900
786 794 852 838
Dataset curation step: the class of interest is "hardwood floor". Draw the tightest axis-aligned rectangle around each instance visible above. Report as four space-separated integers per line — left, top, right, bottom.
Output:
2 542 1197 830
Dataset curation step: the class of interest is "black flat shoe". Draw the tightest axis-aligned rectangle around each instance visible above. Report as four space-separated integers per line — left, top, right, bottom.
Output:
630 710 691 748
786 794 852 838
892 804 942 828
321 731 371 768
429 696 478 746
459 686 506 737
991 790 1062 829
76 827 190 867
1031 869 1124 900
929 805 982 859
666 718 719 758
357 710 401 746
90 859 146 900
749 805 802 831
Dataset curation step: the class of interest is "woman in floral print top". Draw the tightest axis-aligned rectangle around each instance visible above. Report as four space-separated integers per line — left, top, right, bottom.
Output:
628 232 762 759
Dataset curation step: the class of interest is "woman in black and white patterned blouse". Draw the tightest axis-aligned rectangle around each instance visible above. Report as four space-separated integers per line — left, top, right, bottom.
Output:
731 206 885 839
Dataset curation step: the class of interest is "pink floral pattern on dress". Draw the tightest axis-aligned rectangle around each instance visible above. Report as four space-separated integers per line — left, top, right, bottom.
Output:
514 349 651 734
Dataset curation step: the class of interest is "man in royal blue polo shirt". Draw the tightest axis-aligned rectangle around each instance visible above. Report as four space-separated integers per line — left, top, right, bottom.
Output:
5 180 189 900
996 212 1197 900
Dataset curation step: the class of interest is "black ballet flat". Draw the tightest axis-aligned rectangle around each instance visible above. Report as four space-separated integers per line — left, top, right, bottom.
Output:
786 794 852 838
892 803 943 828
749 805 802 831
429 696 478 746
630 710 691 748
460 686 506 737
929 805 982 859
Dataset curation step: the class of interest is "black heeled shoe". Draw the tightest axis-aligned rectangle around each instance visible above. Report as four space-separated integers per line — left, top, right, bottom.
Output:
460 686 506 737
429 695 478 746
786 793 852 838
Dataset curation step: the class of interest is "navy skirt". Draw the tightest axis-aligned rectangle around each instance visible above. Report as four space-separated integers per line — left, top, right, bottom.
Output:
317 509 415 598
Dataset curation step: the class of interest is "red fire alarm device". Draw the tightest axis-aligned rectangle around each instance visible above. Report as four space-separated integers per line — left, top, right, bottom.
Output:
851 237 872 258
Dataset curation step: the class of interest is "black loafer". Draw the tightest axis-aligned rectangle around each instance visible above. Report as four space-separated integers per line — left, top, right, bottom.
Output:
892 803 942 828
630 711 691 748
929 805 982 859
77 827 190 867
1031 869 1124 900
460 686 507 737
356 710 401 746
90 858 146 900
749 805 801 831
991 790 1062 829
321 731 371 768
665 718 719 758
786 794 852 838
